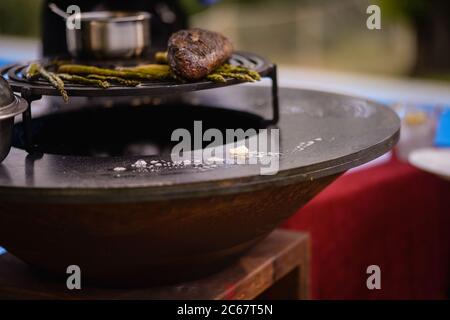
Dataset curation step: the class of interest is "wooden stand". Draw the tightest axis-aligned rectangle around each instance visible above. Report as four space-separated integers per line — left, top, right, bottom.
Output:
0 230 309 300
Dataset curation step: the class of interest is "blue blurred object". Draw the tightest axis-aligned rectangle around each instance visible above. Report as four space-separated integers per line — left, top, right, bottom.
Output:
200 0 220 5
0 247 6 255
435 108 450 147
0 59 13 66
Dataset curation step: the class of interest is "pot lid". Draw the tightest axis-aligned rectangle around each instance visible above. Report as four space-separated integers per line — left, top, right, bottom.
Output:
0 76 28 120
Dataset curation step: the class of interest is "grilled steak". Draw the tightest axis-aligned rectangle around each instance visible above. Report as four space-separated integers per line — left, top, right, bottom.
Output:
167 28 234 81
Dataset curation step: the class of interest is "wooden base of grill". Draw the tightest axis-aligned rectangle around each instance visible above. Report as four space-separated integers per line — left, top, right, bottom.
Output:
0 230 309 300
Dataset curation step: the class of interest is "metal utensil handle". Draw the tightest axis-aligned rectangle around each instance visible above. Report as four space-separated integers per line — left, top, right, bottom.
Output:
48 3 70 20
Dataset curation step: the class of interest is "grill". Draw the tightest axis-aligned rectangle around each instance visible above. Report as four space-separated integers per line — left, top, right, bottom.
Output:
0 52 400 286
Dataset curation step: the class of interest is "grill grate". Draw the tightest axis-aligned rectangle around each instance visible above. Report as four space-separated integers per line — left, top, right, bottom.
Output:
0 51 279 152
1 52 274 97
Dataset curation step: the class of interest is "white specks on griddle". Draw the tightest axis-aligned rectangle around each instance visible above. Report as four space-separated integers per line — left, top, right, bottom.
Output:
248 151 282 159
229 145 250 157
109 155 228 176
206 156 225 164
132 159 148 168
293 137 323 152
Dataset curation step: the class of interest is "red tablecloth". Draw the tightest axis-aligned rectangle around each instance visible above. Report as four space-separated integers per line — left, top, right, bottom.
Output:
283 158 450 299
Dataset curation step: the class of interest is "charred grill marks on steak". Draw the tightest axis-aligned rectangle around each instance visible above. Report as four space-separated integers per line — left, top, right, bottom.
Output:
167 28 234 81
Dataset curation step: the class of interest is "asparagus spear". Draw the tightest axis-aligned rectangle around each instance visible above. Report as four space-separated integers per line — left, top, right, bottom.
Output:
58 73 110 89
204 63 261 83
58 64 174 81
25 63 41 80
217 72 255 82
155 51 168 64
206 74 226 83
36 65 69 103
216 64 261 81
86 75 140 87
129 64 171 72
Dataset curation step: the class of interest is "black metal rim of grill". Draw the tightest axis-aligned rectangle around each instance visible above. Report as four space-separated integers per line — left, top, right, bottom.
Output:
0 51 274 97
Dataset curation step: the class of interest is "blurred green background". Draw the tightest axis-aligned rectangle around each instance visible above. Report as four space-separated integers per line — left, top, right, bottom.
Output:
0 0 449 79
0 0 42 37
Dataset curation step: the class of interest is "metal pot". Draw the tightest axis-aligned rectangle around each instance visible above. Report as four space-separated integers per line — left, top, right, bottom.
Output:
49 4 151 60
67 11 151 59
0 77 28 163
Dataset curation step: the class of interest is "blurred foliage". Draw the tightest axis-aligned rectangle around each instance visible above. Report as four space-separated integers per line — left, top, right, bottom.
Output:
0 0 437 36
380 0 427 21
180 0 208 16
0 0 431 37
0 0 43 37
181 0 319 14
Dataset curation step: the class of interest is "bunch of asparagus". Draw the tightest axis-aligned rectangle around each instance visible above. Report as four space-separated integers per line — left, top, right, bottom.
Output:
24 52 261 102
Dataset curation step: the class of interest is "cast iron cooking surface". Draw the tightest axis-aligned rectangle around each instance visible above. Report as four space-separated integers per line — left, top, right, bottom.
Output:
0 86 399 203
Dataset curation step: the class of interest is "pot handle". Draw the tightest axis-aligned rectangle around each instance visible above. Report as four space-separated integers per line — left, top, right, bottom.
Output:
48 3 69 20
